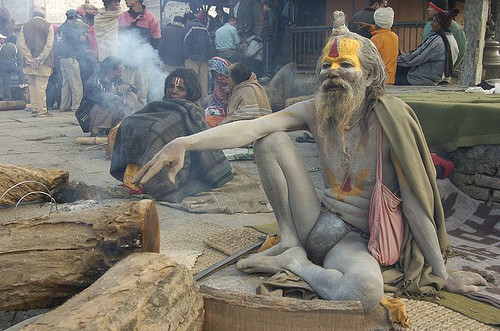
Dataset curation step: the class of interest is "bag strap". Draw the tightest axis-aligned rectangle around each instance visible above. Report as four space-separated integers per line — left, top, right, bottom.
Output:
376 119 382 182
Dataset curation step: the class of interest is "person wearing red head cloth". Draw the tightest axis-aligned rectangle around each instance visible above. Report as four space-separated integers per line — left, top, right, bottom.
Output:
396 9 459 86
421 0 466 83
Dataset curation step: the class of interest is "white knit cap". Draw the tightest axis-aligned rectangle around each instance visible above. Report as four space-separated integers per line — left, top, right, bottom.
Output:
0 34 6 39
374 7 394 29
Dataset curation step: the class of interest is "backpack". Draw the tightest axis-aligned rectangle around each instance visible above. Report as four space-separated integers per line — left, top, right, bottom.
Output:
75 98 94 133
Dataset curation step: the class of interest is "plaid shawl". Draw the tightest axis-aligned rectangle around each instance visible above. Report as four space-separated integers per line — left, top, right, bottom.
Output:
110 98 233 202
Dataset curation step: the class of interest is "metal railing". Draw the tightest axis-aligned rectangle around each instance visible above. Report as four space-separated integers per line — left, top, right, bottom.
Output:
290 22 426 69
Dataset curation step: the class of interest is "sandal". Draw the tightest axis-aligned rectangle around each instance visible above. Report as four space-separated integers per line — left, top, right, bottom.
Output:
295 132 316 143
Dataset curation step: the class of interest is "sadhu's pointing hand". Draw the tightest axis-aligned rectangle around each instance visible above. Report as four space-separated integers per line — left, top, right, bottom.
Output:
131 140 186 185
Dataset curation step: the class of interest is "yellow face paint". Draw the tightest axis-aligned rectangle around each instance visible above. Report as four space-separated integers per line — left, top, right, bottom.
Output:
321 38 362 72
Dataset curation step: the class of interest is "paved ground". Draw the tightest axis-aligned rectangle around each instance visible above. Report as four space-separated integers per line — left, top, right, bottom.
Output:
0 106 324 248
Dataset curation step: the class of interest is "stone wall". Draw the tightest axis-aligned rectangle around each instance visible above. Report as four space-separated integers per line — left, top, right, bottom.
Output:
450 145 500 206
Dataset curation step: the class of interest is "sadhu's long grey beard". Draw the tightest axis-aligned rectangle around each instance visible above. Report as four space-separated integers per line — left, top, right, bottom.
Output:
315 77 366 164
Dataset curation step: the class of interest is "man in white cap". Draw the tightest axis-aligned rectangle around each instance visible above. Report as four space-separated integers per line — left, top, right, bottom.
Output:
348 0 387 39
357 7 399 84
18 7 55 117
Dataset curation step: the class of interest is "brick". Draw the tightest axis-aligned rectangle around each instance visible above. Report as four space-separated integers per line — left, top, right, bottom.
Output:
450 172 474 187
493 190 500 203
474 174 500 190
475 163 496 175
460 185 490 201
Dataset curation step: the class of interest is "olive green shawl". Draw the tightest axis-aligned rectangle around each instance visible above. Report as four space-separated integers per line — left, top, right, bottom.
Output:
374 94 449 296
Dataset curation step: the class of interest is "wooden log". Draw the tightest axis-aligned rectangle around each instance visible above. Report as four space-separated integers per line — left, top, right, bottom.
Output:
201 286 366 331
19 253 204 331
75 137 108 145
0 164 69 206
0 100 26 111
50 180 130 203
0 199 160 311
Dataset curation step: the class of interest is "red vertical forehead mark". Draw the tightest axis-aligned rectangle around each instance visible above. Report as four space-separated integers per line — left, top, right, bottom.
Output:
329 39 339 58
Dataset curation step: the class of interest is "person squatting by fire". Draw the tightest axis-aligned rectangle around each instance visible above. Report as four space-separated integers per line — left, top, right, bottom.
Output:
131 11 487 312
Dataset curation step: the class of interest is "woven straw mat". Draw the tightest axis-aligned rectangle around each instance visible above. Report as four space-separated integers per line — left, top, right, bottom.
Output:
160 222 263 274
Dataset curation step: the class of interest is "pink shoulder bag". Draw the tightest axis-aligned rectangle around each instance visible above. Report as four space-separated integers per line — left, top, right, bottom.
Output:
367 121 404 266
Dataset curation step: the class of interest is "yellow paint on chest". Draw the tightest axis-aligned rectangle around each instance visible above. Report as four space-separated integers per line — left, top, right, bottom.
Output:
325 165 369 202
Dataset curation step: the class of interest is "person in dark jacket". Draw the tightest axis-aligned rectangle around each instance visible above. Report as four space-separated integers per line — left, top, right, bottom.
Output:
261 0 278 80
348 0 387 39
229 0 254 38
159 16 185 73
0 35 25 100
55 9 85 112
208 6 230 37
76 56 137 136
183 12 213 99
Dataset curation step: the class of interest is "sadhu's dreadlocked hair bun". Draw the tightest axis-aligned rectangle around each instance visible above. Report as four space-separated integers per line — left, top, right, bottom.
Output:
330 11 349 36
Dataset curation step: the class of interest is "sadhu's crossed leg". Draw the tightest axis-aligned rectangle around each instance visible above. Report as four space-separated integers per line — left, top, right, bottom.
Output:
236 132 384 312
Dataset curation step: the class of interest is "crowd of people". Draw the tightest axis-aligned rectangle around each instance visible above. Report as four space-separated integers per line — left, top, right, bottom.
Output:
0 0 277 198
349 0 466 86
0 0 465 116
0 0 285 117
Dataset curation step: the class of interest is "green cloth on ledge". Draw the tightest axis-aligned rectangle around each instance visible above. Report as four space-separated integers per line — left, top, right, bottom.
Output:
393 92 500 152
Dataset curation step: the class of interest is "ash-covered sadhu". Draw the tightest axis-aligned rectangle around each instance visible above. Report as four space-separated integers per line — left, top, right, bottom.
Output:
132 11 486 312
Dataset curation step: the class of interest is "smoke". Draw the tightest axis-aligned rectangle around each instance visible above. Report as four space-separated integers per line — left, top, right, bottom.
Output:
117 29 167 102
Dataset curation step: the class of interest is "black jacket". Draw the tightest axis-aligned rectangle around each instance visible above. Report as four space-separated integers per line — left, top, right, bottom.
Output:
183 20 213 62
54 20 84 59
159 23 185 67
348 7 376 39
261 8 278 43
230 0 254 36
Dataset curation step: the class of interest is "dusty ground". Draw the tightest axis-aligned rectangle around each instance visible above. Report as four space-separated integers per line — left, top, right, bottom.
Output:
0 104 345 329
0 106 322 228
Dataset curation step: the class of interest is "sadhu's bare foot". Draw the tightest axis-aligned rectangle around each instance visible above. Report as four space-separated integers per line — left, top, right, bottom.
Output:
257 241 298 257
236 246 309 274
444 271 488 293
